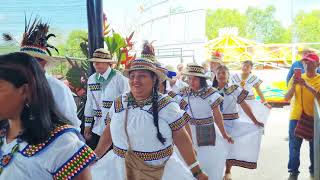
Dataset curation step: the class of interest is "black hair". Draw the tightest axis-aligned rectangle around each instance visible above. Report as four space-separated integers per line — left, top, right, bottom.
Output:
199 77 208 89
212 65 230 88
161 80 167 94
151 74 166 145
242 60 253 68
0 52 68 145
212 77 218 88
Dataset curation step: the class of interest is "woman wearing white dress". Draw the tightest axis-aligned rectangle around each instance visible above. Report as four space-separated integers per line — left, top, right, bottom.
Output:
179 63 234 180
0 52 95 180
231 60 271 124
214 65 264 180
91 58 208 180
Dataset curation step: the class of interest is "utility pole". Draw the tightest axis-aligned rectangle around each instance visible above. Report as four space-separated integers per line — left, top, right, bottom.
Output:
86 0 104 75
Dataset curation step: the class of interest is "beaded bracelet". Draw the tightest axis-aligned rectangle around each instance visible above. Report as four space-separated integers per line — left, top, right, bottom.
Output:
193 169 203 178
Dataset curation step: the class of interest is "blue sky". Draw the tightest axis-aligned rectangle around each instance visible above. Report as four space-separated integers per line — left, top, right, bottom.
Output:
0 0 319 44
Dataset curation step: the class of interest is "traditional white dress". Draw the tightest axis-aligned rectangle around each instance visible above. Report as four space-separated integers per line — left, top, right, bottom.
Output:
179 87 229 180
231 73 270 124
84 68 129 136
91 93 194 180
0 125 96 179
218 84 264 169
46 74 81 130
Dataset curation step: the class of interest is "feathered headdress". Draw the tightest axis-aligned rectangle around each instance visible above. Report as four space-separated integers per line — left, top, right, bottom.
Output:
141 40 156 62
3 16 58 61
209 50 223 63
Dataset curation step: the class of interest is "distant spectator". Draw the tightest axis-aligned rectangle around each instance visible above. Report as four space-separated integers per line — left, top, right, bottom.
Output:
285 52 320 179
176 63 187 82
286 50 320 85
166 65 188 93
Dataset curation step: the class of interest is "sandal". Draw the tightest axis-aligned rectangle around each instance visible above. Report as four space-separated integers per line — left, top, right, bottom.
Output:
224 173 232 180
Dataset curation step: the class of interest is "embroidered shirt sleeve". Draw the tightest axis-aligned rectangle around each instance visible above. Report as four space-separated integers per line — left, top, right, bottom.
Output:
207 90 223 109
249 75 262 88
160 96 190 131
237 89 249 104
169 112 191 131
53 145 96 180
84 76 96 127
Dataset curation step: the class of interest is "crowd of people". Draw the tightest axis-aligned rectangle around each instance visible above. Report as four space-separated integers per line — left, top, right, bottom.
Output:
0 17 319 180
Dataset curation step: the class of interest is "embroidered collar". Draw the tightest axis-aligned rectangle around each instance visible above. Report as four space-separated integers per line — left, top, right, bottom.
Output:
217 84 238 95
189 87 207 97
126 93 153 108
20 125 77 157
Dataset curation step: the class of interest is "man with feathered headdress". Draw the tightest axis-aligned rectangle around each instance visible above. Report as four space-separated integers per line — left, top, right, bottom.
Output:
3 16 81 130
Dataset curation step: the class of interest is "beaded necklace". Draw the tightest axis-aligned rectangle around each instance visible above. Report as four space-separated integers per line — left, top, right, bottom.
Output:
240 73 249 87
127 93 153 108
0 128 21 174
189 87 206 97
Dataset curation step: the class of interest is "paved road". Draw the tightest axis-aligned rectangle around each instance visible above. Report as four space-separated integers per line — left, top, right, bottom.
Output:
232 107 313 180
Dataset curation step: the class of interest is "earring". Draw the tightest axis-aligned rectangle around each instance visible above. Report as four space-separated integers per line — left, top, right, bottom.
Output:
25 103 35 121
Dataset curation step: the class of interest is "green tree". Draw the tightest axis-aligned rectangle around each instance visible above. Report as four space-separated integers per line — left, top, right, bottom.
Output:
292 10 320 48
54 30 88 58
206 9 247 39
245 6 291 43
49 30 88 76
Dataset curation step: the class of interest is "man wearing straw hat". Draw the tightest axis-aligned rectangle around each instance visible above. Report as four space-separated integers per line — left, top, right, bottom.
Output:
84 48 129 149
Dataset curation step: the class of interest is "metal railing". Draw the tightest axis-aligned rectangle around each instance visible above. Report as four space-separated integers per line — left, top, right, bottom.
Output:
315 99 320 180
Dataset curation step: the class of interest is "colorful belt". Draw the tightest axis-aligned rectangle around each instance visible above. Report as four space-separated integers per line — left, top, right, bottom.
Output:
189 117 214 126
113 145 173 161
223 113 239 120
246 95 255 100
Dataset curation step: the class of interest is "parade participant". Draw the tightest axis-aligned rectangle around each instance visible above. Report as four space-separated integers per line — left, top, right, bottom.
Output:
180 63 233 180
166 65 189 93
157 64 188 111
285 52 320 180
0 52 96 179
3 17 82 130
84 48 129 149
208 51 223 87
231 60 271 123
214 65 264 180
91 57 208 180
156 64 193 146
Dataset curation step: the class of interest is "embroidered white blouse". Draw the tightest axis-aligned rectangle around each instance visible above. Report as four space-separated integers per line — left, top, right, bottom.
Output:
84 68 129 136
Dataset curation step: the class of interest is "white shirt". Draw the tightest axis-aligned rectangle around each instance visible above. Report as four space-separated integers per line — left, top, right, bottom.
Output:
179 87 223 124
218 84 248 120
231 73 262 97
169 79 189 93
46 74 81 130
0 126 95 179
106 93 190 165
84 68 129 136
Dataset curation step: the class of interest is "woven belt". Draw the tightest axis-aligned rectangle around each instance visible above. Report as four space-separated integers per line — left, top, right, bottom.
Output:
223 113 239 120
246 95 255 100
113 145 173 161
189 117 214 126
